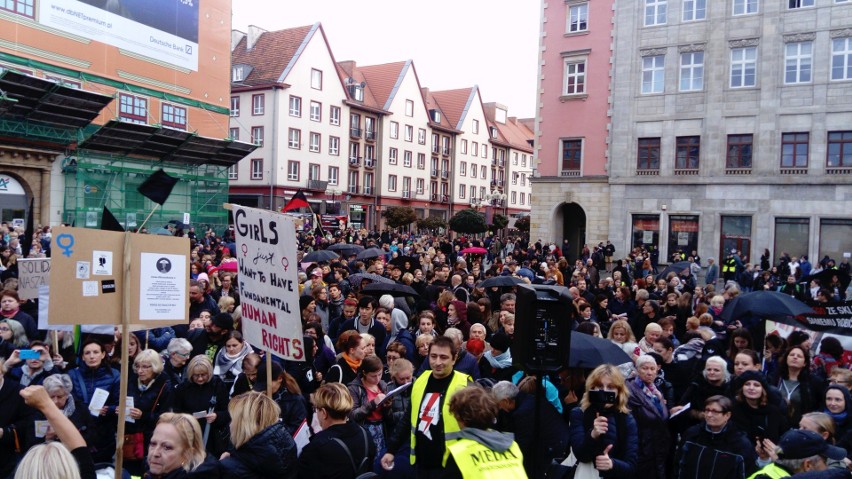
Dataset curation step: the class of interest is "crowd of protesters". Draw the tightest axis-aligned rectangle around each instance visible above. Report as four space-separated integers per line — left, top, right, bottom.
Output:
2 220 852 478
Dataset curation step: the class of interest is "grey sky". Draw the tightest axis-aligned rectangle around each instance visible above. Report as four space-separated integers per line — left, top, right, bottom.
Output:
232 0 540 119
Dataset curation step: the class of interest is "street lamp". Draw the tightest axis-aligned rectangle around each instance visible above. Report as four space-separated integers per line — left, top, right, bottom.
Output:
480 189 508 238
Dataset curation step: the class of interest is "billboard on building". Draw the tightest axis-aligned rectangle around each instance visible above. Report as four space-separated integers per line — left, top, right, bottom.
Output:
38 0 199 71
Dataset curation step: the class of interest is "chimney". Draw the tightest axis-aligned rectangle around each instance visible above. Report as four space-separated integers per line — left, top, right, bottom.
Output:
338 61 356 76
231 30 246 51
247 25 268 50
421 87 430 99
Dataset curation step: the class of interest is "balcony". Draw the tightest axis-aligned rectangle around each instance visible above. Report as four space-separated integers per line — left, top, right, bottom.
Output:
469 198 478 206
348 184 359 194
364 186 374 195
306 179 328 191
441 195 449 203
431 193 438 201
364 158 375 169
441 170 449 179
365 130 376 141
431 144 439 154
402 191 411 199
560 170 581 177
499 159 505 167
441 147 450 157
348 157 361 167
431 168 438 177
497 180 504 187
491 158 497 166
416 188 424 196
350 127 362 138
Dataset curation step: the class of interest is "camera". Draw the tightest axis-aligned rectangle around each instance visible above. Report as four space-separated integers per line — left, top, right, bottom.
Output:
588 390 616 406
513 284 573 371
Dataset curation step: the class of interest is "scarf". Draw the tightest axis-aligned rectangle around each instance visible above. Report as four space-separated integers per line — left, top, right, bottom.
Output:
485 349 513 369
826 409 848 424
0 308 18 318
62 393 76 417
635 377 664 415
213 342 252 378
343 352 362 372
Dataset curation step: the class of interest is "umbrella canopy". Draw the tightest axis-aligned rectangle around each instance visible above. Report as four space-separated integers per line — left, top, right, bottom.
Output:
328 243 364 256
389 255 420 273
360 282 419 298
153 227 173 236
460 247 488 255
302 250 339 263
356 248 384 261
480 276 526 288
806 268 851 292
656 261 693 280
348 272 394 286
720 290 815 323
168 219 189 229
569 333 633 368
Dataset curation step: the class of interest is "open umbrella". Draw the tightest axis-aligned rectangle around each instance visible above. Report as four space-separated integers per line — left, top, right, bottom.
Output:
360 282 419 298
806 269 851 292
356 248 384 261
460 247 488 255
328 243 364 256
348 272 394 286
168 219 190 229
569 333 633 368
720 290 815 323
480 276 526 288
302 250 339 263
656 261 693 280
153 227 173 236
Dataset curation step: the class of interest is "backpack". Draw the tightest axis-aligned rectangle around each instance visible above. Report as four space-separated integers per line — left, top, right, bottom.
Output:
331 425 377 479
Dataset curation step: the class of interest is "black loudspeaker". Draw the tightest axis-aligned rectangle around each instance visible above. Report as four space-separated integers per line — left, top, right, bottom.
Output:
512 284 573 372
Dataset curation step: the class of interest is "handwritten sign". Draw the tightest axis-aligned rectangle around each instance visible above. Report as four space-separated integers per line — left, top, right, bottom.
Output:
233 205 304 361
18 258 50 300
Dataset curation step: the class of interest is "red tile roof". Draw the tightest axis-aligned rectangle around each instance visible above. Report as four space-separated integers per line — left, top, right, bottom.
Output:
336 61 382 111
231 24 314 87
357 61 407 111
491 117 534 152
422 88 455 130
430 87 475 131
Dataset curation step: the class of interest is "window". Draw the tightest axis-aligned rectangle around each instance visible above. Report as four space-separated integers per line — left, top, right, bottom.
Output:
828 131 852 167
720 216 752 259
364 117 375 141
365 145 375 163
364 173 374 194
230 96 240 117
561 139 583 173
481 165 487 178
460 162 467 176
675 136 700 169
350 113 361 137
228 164 238 180
726 134 753 169
405 125 413 142
288 128 301 149
405 100 414 117
459 183 466 199
418 129 427 145
432 133 440 153
289 96 302 117
642 55 665 94
521 193 526 205
390 122 399 139
251 126 264 147
785 42 813 84
416 178 425 195
389 175 398 192
252 94 265 115
330 106 341 125
522 154 527 167
251 159 263 180
472 142 479 156
471 163 477 178
788 0 814 8
403 150 412 167
417 153 426 169
403 177 411 196
730 47 757 88
680 52 704 91
521 174 526 186
512 172 518 185
733 0 758 15
311 69 323 89
288 161 300 181
668 215 700 257
683 0 706 21
1 0 34 18
633 214 661 249
232 67 243 82
637 138 661 170
119 93 148 124
309 132 321 153
563 60 586 94
389 148 398 165
229 127 239 140
472 119 480 134
831 38 852 81
645 0 667 26
329 136 340 155
820 219 852 262
774 218 809 265
310 101 322 122
328 167 338 185
568 3 589 32
781 133 808 168
349 142 360 162
162 104 187 130
513 152 519 165
348 171 359 193
308 164 321 182
442 137 451 156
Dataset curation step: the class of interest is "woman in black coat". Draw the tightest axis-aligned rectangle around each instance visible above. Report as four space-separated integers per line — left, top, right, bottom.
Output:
0 358 30 478
627 355 670 479
770 345 822 426
254 360 308 434
124 350 172 476
730 370 788 445
170 355 230 456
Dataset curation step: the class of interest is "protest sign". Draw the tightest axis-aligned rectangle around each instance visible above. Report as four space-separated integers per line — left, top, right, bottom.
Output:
17 258 50 300
233 205 305 361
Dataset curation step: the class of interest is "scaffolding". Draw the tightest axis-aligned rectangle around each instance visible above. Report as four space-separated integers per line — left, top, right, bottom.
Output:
63 151 230 233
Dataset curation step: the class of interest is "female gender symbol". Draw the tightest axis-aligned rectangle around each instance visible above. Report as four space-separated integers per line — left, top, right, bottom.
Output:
56 234 75 257
281 257 289 272
241 244 248 257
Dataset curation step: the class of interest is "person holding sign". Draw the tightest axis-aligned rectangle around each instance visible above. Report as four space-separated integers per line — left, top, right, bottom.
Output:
67 339 120 464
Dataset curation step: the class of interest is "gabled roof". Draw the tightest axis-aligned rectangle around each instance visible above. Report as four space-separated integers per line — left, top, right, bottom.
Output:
231 24 315 87
490 117 534 153
358 61 408 111
430 87 478 131
336 61 383 111
422 88 455 131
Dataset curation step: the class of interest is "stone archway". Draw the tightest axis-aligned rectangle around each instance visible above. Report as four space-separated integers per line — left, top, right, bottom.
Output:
0 171 32 223
555 202 586 262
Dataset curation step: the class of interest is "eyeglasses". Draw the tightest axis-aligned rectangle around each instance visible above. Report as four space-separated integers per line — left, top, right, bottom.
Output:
0 327 10 332
173 352 191 358
703 408 726 415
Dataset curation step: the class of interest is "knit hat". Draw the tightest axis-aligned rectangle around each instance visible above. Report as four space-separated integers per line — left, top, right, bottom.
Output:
207 265 219 276
733 370 769 394
490 332 512 354
299 295 314 312
466 338 486 356
379 294 395 310
211 312 234 330
197 272 209 284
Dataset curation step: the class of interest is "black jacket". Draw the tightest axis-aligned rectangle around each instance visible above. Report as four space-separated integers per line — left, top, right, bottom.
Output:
143 454 221 479
218 422 297 478
171 377 230 430
628 379 671 479
297 421 375 479
126 373 172 446
0 378 30 478
676 422 757 479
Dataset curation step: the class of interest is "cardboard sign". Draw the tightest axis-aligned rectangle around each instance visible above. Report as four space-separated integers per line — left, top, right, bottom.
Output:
17 258 50 300
233 205 304 361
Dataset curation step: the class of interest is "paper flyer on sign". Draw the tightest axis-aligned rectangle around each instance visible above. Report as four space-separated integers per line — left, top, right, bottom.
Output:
233 205 305 361
89 388 109 416
139 253 186 321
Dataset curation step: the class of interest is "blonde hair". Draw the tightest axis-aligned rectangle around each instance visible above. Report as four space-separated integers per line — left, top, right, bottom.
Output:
698 313 714 326
2 319 29 347
14 442 80 479
186 355 213 383
134 349 164 375
155 413 206 471
228 391 281 449
606 319 636 343
311 382 354 420
415 334 434 348
686 316 700 331
580 364 630 414
390 358 413 378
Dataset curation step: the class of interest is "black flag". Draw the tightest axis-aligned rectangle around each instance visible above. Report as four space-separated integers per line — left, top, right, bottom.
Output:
101 206 125 232
22 197 34 258
137 169 179 205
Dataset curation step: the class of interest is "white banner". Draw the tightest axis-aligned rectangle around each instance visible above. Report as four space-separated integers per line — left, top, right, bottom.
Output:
233 205 305 361
18 258 50 300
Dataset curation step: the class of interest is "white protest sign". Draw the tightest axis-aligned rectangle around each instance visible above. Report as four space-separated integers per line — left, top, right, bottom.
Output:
17 258 50 300
233 205 305 361
37 285 120 335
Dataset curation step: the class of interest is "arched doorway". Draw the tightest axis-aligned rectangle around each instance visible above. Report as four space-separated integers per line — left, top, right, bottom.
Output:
0 173 29 223
557 202 586 262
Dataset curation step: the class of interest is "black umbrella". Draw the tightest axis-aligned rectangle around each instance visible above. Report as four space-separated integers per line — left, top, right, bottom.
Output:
168 219 189 229
360 282 419 298
356 248 384 261
328 243 364 256
348 272 394 286
480 276 526 288
720 290 815 323
569 333 633 368
656 261 693 280
302 250 340 263
389 255 420 273
806 269 851 292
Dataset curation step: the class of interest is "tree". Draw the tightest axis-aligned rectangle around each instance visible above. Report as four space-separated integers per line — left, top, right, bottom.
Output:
514 215 530 232
449 209 487 234
417 215 447 232
490 213 509 232
381 206 417 229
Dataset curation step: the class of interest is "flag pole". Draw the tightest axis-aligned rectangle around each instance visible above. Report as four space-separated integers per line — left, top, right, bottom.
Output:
137 204 161 232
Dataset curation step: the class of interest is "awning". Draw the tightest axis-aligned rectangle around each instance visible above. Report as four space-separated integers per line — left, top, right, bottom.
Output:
78 119 258 167
0 70 113 129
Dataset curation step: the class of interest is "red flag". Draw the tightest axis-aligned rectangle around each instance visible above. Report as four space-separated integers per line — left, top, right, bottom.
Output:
281 189 310 212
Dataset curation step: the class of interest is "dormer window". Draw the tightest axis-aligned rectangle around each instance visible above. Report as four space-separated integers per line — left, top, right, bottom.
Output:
232 64 253 83
352 85 364 101
430 109 441 123
490 126 498 139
